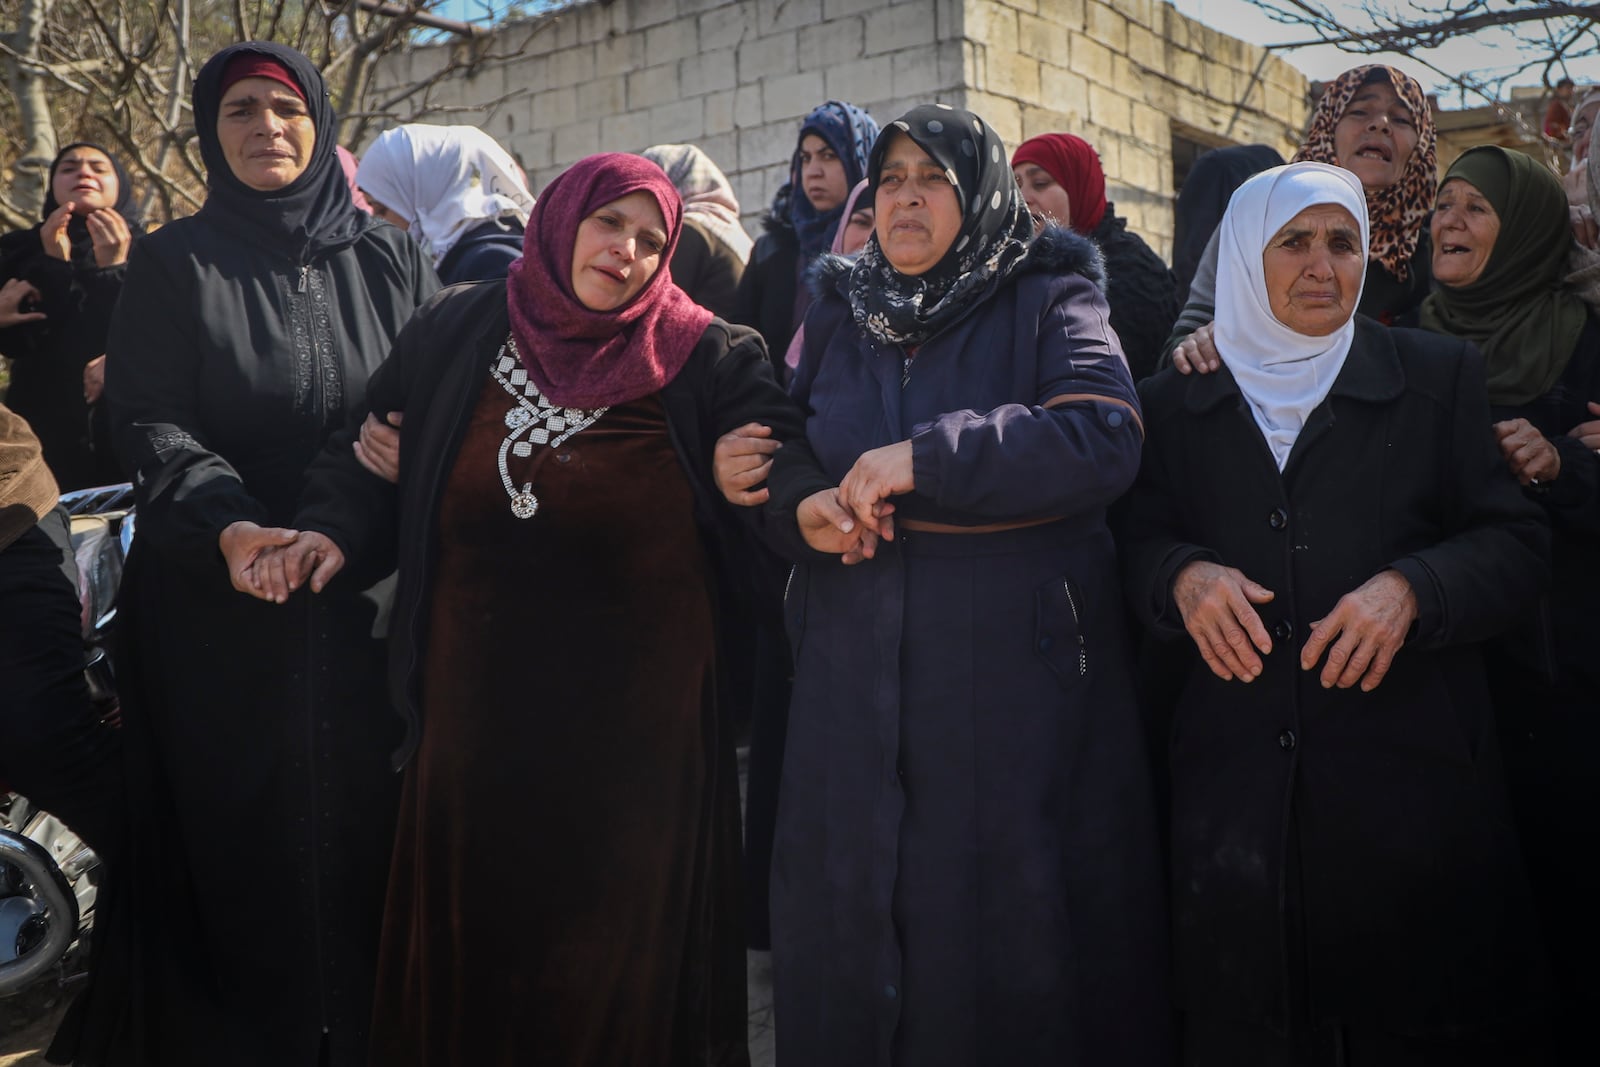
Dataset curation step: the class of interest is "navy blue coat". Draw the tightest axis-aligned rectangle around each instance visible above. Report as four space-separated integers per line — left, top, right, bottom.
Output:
764 228 1172 1065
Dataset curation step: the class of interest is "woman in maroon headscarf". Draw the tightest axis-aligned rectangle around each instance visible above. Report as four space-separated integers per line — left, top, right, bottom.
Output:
244 152 801 1066
1011 133 1180 380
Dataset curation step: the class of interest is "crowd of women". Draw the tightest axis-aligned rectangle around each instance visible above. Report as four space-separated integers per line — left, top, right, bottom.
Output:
1 39 1595 1067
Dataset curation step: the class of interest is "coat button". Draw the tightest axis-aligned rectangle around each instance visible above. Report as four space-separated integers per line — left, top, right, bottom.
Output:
1272 619 1293 642
884 984 898 999
1278 729 1297 751
1106 409 1124 428
1268 507 1288 530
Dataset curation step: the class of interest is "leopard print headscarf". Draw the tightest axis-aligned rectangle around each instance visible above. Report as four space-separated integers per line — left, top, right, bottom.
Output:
1294 65 1436 282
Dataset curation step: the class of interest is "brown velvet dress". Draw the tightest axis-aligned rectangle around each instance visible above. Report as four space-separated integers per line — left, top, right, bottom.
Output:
369 370 730 1065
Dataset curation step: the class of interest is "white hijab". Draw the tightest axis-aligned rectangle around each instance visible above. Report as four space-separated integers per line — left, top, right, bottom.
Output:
356 124 535 265
639 144 754 263
1215 162 1369 470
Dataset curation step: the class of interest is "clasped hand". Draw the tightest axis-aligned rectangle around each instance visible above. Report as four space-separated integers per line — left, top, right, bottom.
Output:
796 440 914 565
42 201 131 267
220 521 345 603
1173 561 1416 692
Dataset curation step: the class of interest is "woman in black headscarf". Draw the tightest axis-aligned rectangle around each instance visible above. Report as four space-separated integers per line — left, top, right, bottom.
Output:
0 141 143 488
762 104 1170 1065
54 42 438 1067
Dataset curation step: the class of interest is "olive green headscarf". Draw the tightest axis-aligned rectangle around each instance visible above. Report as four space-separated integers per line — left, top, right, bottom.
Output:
1418 145 1588 405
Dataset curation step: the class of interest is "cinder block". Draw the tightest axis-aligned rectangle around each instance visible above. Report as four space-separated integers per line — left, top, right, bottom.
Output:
1039 63 1090 116
1017 14 1070 66
1084 3 1128 53
735 83 765 126
865 3 939 56
627 62 681 111
600 110 654 153
739 122 802 176
681 49 738 96
698 132 740 178
1126 23 1161 72
1087 82 1130 130
508 129 553 174
532 86 578 128
547 43 596 86
966 3 1019 57
553 120 600 163
824 56 895 104
701 6 756 52
632 0 683 31
650 97 707 142
762 70 827 123
704 88 738 133
759 0 824 34
823 0 883 19
646 18 703 62
964 91 1024 147
737 32 800 81
576 75 626 121
1067 31 1115 86
596 31 645 73
798 18 867 70
985 52 1042 101
892 43 956 98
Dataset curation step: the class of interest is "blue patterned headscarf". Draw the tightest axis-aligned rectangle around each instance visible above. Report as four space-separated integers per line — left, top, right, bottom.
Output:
769 100 879 259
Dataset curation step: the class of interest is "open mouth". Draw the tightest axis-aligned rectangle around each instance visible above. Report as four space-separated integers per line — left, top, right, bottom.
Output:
1439 243 1473 255
1353 142 1392 163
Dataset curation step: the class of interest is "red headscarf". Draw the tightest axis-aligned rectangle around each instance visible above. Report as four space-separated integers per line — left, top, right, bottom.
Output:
506 153 713 408
1010 133 1108 234
218 52 306 101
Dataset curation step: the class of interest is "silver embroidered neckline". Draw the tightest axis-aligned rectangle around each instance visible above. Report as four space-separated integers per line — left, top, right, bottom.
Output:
490 336 608 519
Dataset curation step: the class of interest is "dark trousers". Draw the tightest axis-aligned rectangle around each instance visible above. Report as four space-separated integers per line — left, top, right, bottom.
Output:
0 511 124 858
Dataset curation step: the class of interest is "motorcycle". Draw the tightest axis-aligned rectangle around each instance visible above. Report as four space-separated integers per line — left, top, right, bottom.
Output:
0 483 134 997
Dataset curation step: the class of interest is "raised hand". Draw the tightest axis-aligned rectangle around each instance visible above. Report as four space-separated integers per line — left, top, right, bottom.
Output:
40 202 75 261
85 208 132 267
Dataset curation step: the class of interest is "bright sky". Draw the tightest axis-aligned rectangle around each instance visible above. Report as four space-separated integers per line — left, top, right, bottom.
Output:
434 0 1600 106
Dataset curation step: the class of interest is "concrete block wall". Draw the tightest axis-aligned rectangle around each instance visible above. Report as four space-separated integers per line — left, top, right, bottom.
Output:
368 0 968 233
367 0 1310 253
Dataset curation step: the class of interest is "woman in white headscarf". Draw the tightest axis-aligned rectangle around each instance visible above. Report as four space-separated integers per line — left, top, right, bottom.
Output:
1122 161 1555 1062
357 124 534 284
640 143 751 318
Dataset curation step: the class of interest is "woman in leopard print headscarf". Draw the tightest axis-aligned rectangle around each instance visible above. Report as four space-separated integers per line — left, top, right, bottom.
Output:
1166 64 1439 362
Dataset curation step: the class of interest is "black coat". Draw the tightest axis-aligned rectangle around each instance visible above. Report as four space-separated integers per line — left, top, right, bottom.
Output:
78 212 438 1066
731 227 801 377
668 216 746 320
290 278 806 770
1092 205 1180 382
0 226 127 488
1121 319 1551 1036
433 217 524 285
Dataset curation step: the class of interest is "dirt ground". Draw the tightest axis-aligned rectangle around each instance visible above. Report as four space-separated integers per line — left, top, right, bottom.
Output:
0 980 70 1066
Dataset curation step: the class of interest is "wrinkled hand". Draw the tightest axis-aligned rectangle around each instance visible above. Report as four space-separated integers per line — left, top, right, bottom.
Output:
1171 321 1220 375
40 202 74 261
219 521 300 602
83 355 106 404
86 208 131 267
1569 400 1600 451
0 278 45 328
797 488 878 564
836 440 913 540
1573 204 1600 251
1300 569 1417 692
252 531 347 601
1172 560 1276 681
353 411 402 484
713 421 781 507
1493 418 1561 486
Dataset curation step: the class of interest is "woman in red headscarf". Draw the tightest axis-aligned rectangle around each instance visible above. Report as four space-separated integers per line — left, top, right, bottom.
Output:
1012 133 1180 380
249 152 804 1066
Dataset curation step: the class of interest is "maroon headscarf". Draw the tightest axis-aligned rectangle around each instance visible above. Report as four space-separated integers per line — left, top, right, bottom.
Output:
507 153 712 408
1010 133 1109 234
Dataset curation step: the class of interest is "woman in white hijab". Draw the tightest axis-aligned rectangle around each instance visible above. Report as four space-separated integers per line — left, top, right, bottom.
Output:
1122 161 1555 1063
357 124 534 284
640 144 751 318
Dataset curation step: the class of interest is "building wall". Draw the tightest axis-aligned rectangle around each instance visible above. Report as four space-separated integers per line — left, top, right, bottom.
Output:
368 0 1311 256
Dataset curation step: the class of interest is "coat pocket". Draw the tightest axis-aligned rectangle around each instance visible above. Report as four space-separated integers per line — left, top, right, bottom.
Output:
783 563 807 663
1035 575 1089 689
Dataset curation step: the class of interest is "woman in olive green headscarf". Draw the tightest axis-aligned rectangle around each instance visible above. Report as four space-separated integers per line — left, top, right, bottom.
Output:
1418 143 1600 1057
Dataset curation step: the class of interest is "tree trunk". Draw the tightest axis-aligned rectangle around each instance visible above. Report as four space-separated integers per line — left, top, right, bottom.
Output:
2 0 59 229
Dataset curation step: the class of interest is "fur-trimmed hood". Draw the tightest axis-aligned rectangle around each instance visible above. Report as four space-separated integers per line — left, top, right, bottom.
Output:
807 223 1108 300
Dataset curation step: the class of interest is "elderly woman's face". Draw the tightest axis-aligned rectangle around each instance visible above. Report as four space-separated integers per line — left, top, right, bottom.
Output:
799 133 848 213
52 147 118 215
1430 178 1501 289
1261 204 1365 337
1333 80 1419 192
874 132 963 276
1012 162 1071 235
217 76 315 192
569 190 668 312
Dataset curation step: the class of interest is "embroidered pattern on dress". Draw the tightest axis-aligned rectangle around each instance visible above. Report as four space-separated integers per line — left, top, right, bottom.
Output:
306 268 343 426
286 272 315 413
148 430 200 460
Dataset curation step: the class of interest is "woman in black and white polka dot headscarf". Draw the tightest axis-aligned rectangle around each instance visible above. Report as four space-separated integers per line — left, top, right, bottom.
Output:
847 103 1036 347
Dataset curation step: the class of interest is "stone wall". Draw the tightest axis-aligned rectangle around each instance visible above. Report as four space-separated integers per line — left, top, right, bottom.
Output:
368 0 1311 255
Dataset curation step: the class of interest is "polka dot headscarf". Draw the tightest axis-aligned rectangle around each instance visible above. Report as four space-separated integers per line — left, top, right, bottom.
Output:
849 104 1034 347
